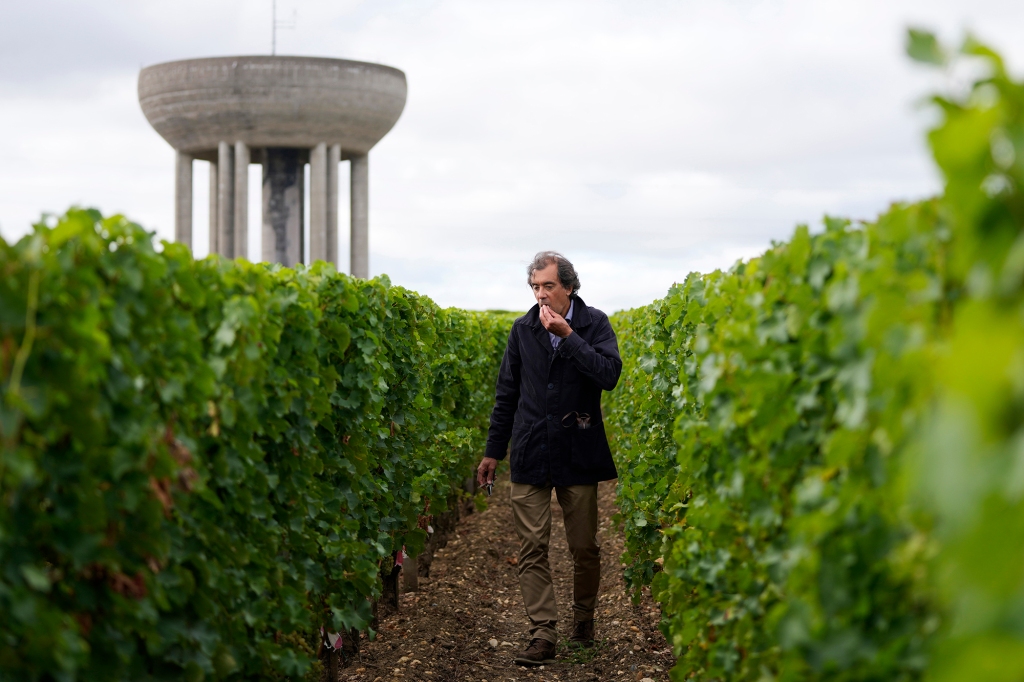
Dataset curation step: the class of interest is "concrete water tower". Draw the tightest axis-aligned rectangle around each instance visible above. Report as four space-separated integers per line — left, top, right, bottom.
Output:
138 56 407 276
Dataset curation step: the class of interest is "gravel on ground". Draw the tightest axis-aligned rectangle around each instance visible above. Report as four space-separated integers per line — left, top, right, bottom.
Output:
336 473 672 682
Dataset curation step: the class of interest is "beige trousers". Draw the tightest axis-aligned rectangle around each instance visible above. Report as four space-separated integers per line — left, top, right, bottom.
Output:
510 482 600 644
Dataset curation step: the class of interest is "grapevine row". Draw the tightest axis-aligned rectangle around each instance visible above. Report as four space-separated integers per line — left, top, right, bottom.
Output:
606 34 1024 681
0 211 515 680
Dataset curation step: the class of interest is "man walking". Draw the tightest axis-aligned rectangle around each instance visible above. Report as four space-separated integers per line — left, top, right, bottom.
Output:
477 251 622 666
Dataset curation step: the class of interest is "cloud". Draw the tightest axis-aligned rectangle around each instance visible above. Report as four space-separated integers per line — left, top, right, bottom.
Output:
1 0 1023 310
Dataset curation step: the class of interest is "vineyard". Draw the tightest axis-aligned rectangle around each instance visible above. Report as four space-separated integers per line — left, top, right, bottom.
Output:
606 33 1024 682
0 212 516 680
3 30 1024 682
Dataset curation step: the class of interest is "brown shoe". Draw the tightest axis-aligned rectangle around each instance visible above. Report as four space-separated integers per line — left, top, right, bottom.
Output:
514 638 557 665
569 619 595 648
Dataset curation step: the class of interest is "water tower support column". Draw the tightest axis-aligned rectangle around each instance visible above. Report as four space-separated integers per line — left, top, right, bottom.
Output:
310 142 328 262
309 142 341 266
263 148 304 267
175 151 193 250
217 141 235 257
209 159 219 255
234 142 249 260
350 153 369 278
327 144 341 267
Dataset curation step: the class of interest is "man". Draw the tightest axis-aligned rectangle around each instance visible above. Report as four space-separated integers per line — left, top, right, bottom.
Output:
477 251 622 666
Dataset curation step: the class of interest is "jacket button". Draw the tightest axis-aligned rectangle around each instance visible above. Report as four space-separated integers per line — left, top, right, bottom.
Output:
547 383 554 389
547 414 552 421
541 444 547 450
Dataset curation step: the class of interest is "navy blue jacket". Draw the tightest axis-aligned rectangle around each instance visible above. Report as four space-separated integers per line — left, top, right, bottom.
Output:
484 297 621 486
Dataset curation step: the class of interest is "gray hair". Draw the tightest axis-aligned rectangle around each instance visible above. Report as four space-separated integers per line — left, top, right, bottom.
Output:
526 251 581 297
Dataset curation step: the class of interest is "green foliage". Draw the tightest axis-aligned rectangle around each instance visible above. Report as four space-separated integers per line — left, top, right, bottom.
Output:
908 32 1024 682
906 28 948 67
0 213 514 681
606 32 1024 681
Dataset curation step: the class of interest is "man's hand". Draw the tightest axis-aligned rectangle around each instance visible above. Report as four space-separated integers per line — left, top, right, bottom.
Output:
477 456 498 487
539 304 572 338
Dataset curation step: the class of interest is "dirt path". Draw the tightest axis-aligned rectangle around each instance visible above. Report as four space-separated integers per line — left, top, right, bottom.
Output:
342 474 673 682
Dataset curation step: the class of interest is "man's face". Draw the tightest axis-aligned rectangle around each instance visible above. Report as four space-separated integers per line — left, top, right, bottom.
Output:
530 262 572 316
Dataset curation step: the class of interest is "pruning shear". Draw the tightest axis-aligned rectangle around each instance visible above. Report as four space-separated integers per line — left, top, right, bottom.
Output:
486 478 494 496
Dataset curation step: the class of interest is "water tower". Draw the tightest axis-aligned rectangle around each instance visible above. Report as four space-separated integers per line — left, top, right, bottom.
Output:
138 56 407 276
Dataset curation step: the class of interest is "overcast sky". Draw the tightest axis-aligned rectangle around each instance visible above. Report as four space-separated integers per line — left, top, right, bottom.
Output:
2 1 1023 312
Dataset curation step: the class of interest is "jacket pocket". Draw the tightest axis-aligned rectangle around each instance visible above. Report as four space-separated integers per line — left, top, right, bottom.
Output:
510 422 532 469
569 421 613 471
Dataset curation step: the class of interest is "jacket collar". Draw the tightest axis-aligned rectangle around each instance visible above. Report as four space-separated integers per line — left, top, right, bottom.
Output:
526 296 592 329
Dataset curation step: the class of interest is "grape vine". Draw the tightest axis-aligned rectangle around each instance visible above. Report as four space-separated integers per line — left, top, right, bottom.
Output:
606 32 1024 681
0 214 515 680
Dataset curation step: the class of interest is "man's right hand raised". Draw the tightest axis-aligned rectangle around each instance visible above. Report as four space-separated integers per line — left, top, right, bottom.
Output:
477 456 498 488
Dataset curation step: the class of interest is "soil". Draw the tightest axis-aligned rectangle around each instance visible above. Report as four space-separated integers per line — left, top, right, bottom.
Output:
337 473 673 682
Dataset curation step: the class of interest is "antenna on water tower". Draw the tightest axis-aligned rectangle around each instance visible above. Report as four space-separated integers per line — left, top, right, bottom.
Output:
272 0 296 55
